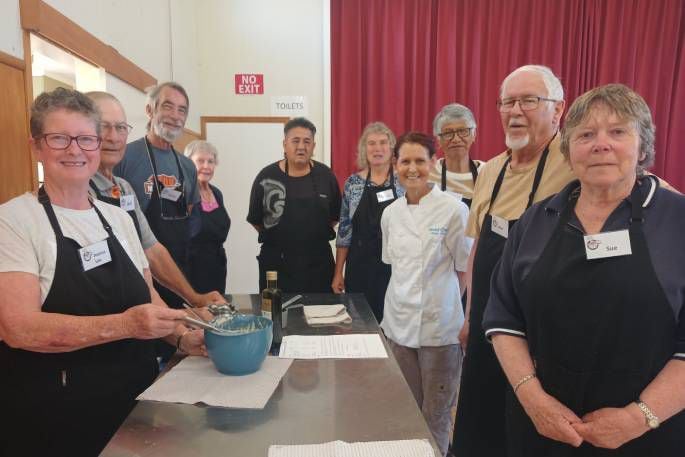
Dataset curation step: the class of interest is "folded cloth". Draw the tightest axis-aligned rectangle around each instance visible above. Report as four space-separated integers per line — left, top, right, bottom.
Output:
303 305 352 325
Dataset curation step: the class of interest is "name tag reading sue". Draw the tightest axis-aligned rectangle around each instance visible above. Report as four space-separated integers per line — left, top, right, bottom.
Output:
161 187 182 202
120 194 135 211
491 215 509 239
78 240 112 272
584 230 632 260
376 189 395 203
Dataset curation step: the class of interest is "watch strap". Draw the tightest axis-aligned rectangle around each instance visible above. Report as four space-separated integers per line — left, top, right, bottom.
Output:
634 400 660 429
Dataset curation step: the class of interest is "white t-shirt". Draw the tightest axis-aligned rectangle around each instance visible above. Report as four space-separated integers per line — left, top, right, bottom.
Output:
380 184 473 348
0 192 149 304
428 158 485 201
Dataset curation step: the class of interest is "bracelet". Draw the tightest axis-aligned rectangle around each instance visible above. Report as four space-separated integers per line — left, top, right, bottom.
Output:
513 373 537 393
176 329 191 353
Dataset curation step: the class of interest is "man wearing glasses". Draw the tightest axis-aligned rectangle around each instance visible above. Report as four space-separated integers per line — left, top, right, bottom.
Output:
114 82 211 313
87 91 223 313
452 65 575 456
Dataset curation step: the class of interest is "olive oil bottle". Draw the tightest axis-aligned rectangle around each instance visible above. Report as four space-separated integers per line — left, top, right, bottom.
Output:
261 271 283 344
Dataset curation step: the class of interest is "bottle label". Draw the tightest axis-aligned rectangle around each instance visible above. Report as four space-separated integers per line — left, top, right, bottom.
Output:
262 298 272 320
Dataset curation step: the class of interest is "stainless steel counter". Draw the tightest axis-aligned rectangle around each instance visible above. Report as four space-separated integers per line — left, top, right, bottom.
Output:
101 294 439 456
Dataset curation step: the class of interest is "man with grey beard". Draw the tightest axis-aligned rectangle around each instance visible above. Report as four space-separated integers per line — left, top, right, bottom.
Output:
115 82 200 313
451 65 575 456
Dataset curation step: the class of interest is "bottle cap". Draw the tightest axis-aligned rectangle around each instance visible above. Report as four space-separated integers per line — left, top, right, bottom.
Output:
266 271 278 281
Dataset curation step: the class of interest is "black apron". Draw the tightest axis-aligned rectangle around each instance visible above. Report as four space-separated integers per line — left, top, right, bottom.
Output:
257 161 335 293
143 137 190 309
344 169 397 323
188 186 231 294
89 178 142 240
441 157 479 208
507 178 685 457
453 143 551 456
0 187 157 457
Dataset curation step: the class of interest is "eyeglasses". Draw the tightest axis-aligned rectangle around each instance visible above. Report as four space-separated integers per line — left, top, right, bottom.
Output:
100 122 133 135
497 96 559 112
38 133 101 151
437 128 473 142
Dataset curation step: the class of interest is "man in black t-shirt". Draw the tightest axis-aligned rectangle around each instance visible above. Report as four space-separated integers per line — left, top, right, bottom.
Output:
247 117 341 292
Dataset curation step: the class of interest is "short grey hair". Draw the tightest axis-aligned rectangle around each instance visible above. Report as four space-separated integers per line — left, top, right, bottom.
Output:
184 140 219 165
432 103 477 136
145 81 189 131
560 83 655 175
356 122 396 170
501 65 564 101
31 87 101 138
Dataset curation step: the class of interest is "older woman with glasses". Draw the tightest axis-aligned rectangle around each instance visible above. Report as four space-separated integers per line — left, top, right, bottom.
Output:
429 103 484 207
185 140 231 294
484 84 685 456
332 122 403 322
0 88 202 456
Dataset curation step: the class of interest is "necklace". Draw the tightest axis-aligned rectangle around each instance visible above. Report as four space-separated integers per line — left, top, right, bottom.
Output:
200 187 214 202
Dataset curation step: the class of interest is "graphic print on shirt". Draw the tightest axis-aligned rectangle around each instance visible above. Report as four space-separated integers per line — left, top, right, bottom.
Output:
261 178 286 228
143 174 179 196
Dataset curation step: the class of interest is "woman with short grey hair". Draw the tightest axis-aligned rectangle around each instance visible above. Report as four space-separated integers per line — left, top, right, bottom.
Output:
185 140 231 294
429 103 483 207
0 87 198 456
485 84 685 455
332 122 404 322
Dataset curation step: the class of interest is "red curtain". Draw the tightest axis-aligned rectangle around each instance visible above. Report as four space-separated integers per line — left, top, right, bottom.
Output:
331 0 685 191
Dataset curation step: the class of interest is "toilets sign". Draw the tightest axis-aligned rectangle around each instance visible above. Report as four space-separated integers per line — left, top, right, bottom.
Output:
235 74 264 94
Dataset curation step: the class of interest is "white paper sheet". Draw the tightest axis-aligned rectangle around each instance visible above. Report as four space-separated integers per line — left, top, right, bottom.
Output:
303 304 347 318
137 356 293 409
268 439 435 457
303 305 352 325
278 334 388 359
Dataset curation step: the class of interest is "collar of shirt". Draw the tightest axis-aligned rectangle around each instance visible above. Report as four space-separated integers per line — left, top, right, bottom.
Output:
399 182 441 207
543 176 658 234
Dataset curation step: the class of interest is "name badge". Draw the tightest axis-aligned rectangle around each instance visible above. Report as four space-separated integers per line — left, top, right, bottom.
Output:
491 215 509 238
78 239 112 272
584 230 632 260
445 191 464 202
120 194 135 211
161 187 182 202
376 189 395 203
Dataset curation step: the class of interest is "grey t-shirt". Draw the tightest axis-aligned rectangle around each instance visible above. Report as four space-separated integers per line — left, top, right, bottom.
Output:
88 171 158 250
114 137 200 214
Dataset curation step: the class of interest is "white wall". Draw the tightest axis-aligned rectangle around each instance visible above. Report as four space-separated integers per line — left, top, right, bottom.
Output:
0 0 203 132
1 0 330 146
195 0 330 162
43 0 203 132
206 121 286 294
0 0 23 59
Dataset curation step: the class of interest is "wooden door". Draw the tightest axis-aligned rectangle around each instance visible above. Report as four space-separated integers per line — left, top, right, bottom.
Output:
0 55 34 204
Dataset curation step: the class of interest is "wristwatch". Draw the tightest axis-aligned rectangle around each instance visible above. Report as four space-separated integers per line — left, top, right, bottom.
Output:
634 400 660 429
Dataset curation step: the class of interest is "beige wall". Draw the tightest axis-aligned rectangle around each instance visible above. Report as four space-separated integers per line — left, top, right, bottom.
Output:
195 0 330 162
1 0 204 133
0 0 331 159
0 0 23 59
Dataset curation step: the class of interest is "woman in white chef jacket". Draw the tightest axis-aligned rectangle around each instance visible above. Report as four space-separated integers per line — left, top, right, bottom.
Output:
380 131 472 457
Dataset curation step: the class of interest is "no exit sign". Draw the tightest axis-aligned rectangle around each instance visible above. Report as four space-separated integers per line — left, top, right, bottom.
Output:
235 74 264 94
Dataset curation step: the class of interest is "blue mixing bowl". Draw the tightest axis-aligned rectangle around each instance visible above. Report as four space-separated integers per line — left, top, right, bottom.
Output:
205 315 273 375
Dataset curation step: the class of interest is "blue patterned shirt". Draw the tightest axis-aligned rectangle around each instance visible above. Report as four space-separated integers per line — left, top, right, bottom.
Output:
336 173 405 247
